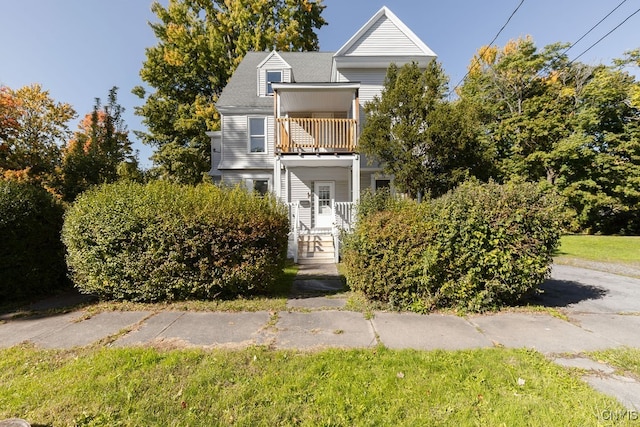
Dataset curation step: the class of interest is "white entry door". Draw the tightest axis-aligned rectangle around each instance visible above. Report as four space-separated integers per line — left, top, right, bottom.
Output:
314 181 335 229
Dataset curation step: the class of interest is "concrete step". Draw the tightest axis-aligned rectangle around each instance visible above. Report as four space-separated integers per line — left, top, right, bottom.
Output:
299 250 334 259
297 257 336 265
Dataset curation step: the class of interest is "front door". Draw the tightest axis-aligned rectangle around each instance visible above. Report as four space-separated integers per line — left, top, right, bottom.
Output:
314 181 334 229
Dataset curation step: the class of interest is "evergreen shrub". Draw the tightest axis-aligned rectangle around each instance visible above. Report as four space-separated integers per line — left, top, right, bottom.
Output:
62 181 289 302
343 180 565 312
0 181 66 301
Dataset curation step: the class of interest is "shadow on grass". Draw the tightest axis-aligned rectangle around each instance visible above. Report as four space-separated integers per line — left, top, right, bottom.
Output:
524 278 608 308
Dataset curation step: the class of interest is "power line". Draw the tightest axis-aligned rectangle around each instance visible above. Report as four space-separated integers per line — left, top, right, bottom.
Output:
561 0 628 57
449 0 525 97
568 6 640 64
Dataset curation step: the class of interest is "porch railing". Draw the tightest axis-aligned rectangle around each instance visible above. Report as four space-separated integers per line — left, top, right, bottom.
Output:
333 202 355 232
286 200 355 264
276 118 357 153
286 201 300 263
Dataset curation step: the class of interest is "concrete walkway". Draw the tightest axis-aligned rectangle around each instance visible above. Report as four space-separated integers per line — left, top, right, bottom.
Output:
1 263 639 410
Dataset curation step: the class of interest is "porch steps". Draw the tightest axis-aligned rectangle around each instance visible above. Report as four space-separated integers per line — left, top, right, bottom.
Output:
297 234 335 264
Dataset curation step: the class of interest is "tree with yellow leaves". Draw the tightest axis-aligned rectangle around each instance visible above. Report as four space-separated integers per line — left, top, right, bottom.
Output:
134 0 327 184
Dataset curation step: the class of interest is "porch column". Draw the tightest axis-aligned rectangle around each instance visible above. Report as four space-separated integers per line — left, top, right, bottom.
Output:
274 155 282 201
352 154 360 203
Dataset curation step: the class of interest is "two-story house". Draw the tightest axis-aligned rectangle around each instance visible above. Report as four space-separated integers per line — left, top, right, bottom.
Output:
208 6 436 263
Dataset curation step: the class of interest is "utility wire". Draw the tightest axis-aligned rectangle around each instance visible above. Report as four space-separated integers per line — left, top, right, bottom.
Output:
561 0 628 56
529 1 633 82
568 6 640 64
449 0 525 97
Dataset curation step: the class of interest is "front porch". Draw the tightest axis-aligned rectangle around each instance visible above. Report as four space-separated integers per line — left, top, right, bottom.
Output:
287 200 355 264
271 82 361 264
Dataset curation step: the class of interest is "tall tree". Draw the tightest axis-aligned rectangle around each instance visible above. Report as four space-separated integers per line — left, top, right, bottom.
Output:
558 65 640 233
459 37 640 233
61 87 137 201
360 61 488 199
0 84 76 191
135 0 327 184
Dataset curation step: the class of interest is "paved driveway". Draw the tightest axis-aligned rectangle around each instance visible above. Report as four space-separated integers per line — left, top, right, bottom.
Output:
532 264 640 314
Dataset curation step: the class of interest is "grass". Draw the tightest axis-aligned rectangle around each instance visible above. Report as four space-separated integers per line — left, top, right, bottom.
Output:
0 263 299 319
556 235 640 265
0 346 627 426
589 347 640 379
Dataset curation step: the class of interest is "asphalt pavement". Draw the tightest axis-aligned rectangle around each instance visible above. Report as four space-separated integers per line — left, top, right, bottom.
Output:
1 263 639 410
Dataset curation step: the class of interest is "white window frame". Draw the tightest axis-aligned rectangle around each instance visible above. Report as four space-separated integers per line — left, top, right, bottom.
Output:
248 116 267 154
266 70 282 96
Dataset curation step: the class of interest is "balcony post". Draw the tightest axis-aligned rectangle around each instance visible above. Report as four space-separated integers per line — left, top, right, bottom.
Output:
274 155 282 200
352 154 360 204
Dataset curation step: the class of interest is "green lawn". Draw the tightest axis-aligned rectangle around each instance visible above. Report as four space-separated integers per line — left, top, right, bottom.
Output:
556 235 640 264
590 347 640 379
0 346 627 426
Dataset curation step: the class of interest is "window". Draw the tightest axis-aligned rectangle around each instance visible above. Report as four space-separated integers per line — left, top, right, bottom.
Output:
375 179 391 191
253 179 269 196
266 70 282 95
249 117 266 153
246 178 270 196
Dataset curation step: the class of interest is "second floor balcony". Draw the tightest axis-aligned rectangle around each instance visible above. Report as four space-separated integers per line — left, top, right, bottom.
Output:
272 82 360 155
276 117 357 153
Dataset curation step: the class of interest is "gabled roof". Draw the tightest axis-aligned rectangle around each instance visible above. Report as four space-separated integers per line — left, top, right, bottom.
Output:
331 6 436 78
335 6 436 58
216 7 436 111
216 51 334 113
256 51 292 70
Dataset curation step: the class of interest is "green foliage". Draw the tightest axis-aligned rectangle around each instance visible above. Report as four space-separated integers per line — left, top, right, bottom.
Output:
62 181 289 302
355 187 400 220
0 180 66 301
459 37 640 234
61 87 137 201
135 0 327 184
0 84 76 189
360 61 490 199
343 180 565 312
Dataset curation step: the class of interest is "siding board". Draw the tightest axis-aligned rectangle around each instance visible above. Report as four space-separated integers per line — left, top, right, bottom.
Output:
343 15 424 57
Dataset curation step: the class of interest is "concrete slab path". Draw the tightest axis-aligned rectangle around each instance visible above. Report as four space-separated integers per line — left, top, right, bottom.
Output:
1 263 639 410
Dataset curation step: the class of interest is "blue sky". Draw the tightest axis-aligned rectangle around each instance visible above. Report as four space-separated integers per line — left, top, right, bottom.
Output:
1 0 638 168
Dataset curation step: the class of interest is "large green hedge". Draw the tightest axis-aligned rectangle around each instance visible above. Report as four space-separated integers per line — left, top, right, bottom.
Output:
343 180 565 312
62 182 289 302
0 181 66 301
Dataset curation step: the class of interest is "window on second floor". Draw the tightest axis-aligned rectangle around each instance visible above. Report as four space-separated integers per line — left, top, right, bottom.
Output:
248 117 266 153
266 70 282 95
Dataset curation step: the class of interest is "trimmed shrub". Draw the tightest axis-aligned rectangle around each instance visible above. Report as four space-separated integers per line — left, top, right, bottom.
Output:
343 179 565 312
62 181 289 302
0 181 66 301
355 187 400 221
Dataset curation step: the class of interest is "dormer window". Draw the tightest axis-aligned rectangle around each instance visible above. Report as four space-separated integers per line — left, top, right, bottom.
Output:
266 70 282 95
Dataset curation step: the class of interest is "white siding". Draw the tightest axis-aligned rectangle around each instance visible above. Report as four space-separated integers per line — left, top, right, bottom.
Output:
220 114 274 169
288 167 351 231
221 170 273 190
257 53 292 97
336 68 386 104
343 15 425 57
